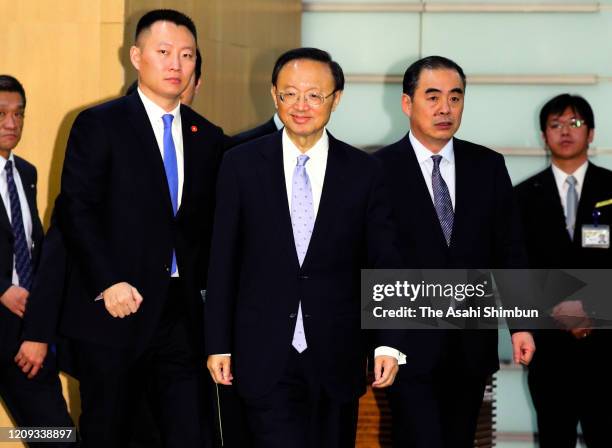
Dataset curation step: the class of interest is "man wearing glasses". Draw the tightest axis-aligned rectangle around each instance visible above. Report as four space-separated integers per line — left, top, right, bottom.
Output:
205 47 400 448
515 94 612 447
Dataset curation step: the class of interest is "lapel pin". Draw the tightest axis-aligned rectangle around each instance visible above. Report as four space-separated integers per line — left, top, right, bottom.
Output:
30 184 34 189
191 125 198 133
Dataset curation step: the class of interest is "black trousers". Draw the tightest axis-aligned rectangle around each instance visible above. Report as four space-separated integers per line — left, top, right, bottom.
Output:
0 343 74 448
528 330 612 448
386 338 487 448
74 280 205 448
242 348 359 448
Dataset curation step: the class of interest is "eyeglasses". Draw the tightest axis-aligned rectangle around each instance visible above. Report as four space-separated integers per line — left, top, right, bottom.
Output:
547 118 587 131
276 90 336 107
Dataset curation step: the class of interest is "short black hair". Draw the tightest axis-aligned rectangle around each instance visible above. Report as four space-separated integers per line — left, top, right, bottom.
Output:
402 56 466 98
0 75 26 108
539 94 594 132
135 9 197 43
271 47 344 92
195 48 202 82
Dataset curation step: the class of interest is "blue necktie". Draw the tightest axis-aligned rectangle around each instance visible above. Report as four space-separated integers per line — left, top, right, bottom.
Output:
431 155 454 246
566 175 578 240
290 154 314 353
5 160 32 290
162 114 178 274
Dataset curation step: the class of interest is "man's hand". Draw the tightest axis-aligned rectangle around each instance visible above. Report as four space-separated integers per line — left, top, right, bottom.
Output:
552 300 590 331
14 341 48 379
372 355 399 388
101 282 143 318
511 331 535 366
0 285 29 318
207 355 233 385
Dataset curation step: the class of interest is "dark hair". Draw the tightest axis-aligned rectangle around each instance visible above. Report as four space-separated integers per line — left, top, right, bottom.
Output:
135 9 197 43
0 75 26 108
539 94 594 132
271 47 344 92
402 56 466 98
194 48 202 82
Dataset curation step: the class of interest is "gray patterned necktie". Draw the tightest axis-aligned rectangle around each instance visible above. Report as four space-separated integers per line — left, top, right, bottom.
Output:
290 154 314 353
566 175 578 240
431 155 454 246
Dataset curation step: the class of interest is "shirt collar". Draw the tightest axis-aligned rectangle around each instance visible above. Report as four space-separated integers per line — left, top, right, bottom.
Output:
0 152 16 171
273 113 284 131
137 87 181 124
282 128 329 162
551 160 588 189
409 132 454 165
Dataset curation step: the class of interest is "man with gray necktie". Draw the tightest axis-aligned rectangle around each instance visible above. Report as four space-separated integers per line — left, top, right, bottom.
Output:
205 47 400 448
515 94 612 447
374 56 535 448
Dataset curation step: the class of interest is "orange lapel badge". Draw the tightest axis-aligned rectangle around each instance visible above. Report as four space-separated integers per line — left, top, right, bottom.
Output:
191 125 198 133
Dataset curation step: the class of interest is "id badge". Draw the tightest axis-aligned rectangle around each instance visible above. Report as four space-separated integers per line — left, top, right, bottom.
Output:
582 225 610 249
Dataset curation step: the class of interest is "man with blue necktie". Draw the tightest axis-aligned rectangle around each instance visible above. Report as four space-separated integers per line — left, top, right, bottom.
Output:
205 47 400 448
56 10 225 448
0 75 73 445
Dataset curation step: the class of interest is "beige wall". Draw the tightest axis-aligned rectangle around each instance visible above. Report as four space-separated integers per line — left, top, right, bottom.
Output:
0 0 300 443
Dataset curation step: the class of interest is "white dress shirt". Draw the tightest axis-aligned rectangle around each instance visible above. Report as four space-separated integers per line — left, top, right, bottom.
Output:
410 132 456 209
282 128 328 216
273 113 284 131
0 153 33 286
551 160 588 217
138 88 184 277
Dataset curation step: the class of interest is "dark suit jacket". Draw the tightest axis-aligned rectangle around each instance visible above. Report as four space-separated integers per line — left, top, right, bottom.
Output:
57 92 225 355
515 163 612 368
229 117 279 148
0 156 44 352
374 133 526 377
204 131 398 400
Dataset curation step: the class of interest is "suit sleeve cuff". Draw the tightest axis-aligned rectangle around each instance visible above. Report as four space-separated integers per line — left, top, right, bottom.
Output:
375 345 406 365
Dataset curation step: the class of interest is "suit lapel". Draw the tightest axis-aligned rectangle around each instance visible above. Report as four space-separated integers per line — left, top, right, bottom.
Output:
257 133 300 269
576 163 599 231
177 106 196 217
401 134 450 250
538 167 570 240
301 133 347 268
125 93 174 217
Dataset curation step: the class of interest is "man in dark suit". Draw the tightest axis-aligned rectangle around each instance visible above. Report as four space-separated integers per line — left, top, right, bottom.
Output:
205 47 400 448
0 75 73 444
374 56 535 448
515 94 612 447
56 10 225 448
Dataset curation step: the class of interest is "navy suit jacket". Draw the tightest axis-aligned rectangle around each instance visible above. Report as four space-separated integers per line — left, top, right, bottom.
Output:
0 156 44 352
205 131 399 400
57 92 225 355
375 133 527 377
229 117 279 148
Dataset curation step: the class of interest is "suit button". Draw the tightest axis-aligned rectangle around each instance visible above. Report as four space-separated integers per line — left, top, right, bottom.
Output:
165 266 170 273
289 313 297 319
299 275 309 280
304 314 311 318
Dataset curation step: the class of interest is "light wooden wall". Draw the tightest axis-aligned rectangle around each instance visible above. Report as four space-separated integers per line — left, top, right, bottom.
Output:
0 0 300 443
